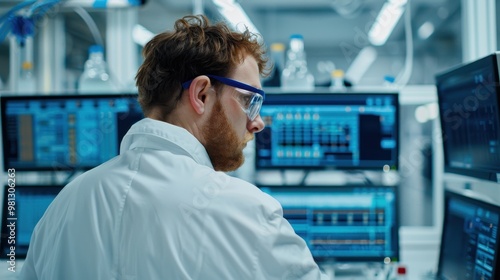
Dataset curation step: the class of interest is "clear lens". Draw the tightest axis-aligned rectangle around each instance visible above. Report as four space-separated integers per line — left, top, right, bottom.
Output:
233 87 263 121
247 94 263 121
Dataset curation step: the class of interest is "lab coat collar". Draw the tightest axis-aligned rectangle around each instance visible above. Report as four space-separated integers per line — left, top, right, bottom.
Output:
120 118 214 169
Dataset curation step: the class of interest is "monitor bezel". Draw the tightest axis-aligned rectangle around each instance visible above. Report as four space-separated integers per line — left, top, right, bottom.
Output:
437 189 500 279
435 52 500 183
259 184 400 263
254 91 400 171
1 93 141 172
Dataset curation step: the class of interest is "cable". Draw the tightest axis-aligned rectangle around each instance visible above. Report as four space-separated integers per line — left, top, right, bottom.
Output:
0 0 63 45
0 0 35 23
299 170 310 186
73 6 126 91
29 0 61 17
395 0 413 87
0 0 36 43
73 5 104 47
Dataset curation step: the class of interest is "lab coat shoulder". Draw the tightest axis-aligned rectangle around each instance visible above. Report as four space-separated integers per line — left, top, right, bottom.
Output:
204 175 328 280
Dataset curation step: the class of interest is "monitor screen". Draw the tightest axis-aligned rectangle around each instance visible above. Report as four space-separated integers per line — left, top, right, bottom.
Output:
261 186 399 262
1 94 143 171
255 92 399 170
436 52 500 182
437 190 500 280
0 185 64 258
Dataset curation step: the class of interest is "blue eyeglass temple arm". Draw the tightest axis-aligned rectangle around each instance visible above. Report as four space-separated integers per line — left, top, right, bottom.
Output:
181 74 265 100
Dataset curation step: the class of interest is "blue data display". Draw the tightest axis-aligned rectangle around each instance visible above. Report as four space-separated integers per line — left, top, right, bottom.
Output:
255 93 398 170
2 94 143 171
16 188 62 249
436 53 500 182
1 185 64 258
438 191 500 280
262 187 399 262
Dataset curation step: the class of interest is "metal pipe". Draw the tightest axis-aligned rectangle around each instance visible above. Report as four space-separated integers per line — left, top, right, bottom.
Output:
9 36 19 93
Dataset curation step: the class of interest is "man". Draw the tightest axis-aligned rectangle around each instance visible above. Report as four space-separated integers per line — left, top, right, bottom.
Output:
20 15 329 279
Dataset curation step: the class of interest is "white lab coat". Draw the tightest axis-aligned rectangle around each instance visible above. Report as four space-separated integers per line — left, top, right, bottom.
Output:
20 118 329 280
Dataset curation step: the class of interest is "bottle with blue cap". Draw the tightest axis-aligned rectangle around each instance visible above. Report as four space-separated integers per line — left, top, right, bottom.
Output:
281 34 315 91
78 45 116 93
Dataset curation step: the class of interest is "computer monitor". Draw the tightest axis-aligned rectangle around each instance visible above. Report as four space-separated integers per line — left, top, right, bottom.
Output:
437 190 500 280
435 52 500 183
1 94 143 171
260 186 399 262
0 185 64 258
255 92 399 171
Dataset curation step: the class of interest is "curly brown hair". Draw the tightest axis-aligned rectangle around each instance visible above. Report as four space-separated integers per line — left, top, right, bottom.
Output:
135 15 269 118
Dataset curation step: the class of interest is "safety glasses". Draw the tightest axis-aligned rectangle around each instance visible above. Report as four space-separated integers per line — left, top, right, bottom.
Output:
182 74 265 121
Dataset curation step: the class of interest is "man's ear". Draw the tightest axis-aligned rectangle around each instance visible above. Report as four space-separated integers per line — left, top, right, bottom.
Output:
186 75 213 115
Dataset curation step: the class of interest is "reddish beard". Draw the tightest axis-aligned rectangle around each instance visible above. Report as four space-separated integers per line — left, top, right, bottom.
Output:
203 99 249 171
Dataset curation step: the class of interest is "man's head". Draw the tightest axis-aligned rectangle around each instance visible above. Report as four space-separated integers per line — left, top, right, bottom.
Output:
135 15 269 171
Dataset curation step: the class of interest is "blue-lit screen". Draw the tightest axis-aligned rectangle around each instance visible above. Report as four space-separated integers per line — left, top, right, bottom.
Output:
436 53 500 182
438 191 500 280
1 94 143 171
1 185 63 258
261 186 399 262
255 93 399 170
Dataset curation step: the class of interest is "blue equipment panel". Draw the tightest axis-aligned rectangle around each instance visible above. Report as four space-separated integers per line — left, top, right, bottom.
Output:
261 186 399 262
1 94 143 171
255 93 399 170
